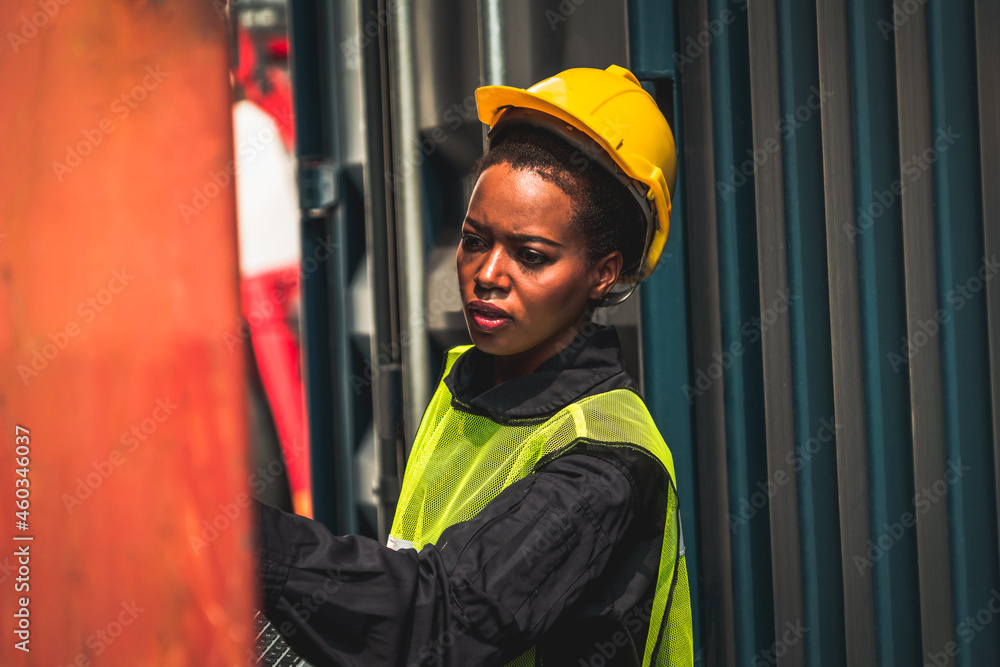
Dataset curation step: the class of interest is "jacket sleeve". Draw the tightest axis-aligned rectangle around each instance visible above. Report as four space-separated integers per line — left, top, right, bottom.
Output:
256 447 654 667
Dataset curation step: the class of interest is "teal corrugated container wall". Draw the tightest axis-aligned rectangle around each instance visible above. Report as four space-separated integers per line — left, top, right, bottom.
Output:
294 0 999 664
629 0 1000 664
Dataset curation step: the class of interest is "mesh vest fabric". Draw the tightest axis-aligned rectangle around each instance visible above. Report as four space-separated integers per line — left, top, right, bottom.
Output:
388 345 694 666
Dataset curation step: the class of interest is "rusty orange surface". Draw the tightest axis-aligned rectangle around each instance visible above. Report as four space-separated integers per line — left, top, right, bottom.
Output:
0 1 254 664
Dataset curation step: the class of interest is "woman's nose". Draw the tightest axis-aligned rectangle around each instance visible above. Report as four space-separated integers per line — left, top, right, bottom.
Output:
476 246 510 291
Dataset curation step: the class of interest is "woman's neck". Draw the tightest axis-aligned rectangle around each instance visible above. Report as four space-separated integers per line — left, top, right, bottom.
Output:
490 312 590 387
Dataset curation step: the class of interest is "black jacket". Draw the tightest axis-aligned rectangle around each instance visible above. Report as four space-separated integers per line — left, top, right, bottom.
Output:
256 324 671 666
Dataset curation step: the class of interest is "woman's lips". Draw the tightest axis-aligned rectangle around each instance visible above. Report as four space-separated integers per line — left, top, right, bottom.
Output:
471 311 513 332
468 301 513 332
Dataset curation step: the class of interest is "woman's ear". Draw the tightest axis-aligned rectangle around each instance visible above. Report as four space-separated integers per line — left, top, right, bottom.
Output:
589 250 624 300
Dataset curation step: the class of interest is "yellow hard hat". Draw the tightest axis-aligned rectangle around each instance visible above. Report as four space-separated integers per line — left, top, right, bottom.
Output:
475 64 677 297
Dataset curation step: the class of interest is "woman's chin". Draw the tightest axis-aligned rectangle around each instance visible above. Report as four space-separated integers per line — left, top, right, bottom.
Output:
468 331 505 354
467 324 518 356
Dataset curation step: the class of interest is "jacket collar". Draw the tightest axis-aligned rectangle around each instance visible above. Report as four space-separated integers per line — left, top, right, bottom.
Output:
444 324 637 423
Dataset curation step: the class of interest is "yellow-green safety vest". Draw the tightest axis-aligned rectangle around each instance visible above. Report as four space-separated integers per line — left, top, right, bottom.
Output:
388 345 694 666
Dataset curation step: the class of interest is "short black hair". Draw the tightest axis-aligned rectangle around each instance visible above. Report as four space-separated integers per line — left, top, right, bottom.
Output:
471 125 647 280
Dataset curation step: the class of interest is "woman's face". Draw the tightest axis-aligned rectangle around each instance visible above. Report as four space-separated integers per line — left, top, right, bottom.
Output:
457 162 621 376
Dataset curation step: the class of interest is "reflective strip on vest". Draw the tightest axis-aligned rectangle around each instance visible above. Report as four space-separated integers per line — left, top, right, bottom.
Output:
389 345 694 666
386 536 415 551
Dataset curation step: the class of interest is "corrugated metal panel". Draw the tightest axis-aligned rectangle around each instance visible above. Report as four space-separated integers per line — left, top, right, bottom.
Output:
928 1 1000 666
816 0 875 663
778 1 846 664
669 0 737 662
296 1 999 664
634 0 999 664
847 1 923 663
705 0 777 662
975 0 1000 588
894 3 956 660
974 6 1000 658
626 1 706 663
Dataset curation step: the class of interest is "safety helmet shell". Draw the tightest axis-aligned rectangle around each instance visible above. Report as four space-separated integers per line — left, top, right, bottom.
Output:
475 65 677 297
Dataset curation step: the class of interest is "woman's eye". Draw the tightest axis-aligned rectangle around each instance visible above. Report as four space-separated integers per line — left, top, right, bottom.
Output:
519 249 547 265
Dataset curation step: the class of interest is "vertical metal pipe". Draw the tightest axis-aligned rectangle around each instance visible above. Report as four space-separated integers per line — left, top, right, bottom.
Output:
974 0 1000 576
815 0 877 664
386 0 431 446
477 0 506 86
477 0 506 150
676 0 737 663
360 0 404 541
745 3 805 664
893 0 955 660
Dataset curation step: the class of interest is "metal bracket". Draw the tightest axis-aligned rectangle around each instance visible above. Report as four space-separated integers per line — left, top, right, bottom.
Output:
298 160 339 217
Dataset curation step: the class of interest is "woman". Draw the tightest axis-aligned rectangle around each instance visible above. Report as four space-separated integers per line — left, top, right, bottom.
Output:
255 65 692 666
